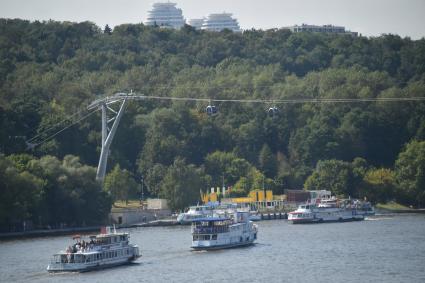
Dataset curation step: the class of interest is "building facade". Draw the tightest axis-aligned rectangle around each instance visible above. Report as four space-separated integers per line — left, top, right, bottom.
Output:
287 24 358 36
144 2 185 29
200 13 241 32
187 18 204 30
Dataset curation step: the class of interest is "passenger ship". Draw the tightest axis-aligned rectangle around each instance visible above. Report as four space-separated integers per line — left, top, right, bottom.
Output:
191 211 258 250
288 198 364 224
178 203 261 224
47 227 140 272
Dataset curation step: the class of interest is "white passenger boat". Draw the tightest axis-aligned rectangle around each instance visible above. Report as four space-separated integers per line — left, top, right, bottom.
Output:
47 227 140 272
353 200 375 216
177 205 214 224
178 203 263 224
191 211 258 250
288 199 364 224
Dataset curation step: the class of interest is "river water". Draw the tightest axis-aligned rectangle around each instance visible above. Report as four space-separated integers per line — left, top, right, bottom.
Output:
1 214 425 283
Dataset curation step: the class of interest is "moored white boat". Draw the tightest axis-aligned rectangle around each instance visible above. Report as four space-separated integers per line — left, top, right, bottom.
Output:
191 211 258 250
288 198 364 224
47 227 140 272
177 205 214 224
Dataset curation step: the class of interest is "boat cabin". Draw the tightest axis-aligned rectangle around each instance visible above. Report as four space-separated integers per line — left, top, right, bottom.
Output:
187 205 212 213
95 233 129 245
192 218 232 235
317 198 338 208
51 247 135 265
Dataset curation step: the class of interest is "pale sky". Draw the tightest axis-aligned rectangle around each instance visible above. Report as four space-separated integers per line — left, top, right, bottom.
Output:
0 0 424 39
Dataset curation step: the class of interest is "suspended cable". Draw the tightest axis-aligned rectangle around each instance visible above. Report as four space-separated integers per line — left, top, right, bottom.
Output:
96 93 425 105
26 92 425 149
27 108 100 149
26 107 90 143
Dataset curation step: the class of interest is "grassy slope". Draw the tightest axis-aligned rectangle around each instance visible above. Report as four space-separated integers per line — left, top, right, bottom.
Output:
376 201 413 211
111 200 143 212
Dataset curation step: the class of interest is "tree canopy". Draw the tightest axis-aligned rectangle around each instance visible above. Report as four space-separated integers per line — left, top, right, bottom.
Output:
1 19 425 231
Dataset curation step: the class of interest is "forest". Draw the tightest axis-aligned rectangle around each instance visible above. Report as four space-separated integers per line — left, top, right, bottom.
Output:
1 19 425 231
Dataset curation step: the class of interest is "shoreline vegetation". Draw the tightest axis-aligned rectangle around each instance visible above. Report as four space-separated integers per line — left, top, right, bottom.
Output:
376 201 425 213
1 19 425 233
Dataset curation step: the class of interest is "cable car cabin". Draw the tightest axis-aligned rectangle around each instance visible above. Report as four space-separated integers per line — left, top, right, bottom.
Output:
267 106 278 117
206 105 218 116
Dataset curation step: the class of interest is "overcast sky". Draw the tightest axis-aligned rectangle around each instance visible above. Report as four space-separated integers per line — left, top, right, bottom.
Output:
0 0 424 39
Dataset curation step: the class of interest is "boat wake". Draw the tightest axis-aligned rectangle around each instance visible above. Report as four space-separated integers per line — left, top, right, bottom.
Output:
365 217 392 221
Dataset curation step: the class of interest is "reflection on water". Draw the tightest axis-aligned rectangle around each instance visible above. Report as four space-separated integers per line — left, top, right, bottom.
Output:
1 214 425 283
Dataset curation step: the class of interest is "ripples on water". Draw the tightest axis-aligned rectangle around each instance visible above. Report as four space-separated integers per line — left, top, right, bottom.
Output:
1 214 425 283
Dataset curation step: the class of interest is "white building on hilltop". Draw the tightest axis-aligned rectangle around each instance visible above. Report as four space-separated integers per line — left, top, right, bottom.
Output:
200 13 241 32
187 18 204 30
287 24 358 36
144 2 185 29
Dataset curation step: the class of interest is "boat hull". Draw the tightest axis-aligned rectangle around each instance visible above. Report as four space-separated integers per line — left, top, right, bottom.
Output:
191 240 255 251
288 215 364 224
47 256 139 273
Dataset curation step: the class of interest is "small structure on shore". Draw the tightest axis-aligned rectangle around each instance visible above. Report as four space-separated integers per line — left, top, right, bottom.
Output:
109 199 171 226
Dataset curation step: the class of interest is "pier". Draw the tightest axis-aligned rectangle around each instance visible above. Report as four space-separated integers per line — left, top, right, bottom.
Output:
259 212 288 220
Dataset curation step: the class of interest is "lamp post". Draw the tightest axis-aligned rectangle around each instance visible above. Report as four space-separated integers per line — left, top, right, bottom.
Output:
140 176 144 204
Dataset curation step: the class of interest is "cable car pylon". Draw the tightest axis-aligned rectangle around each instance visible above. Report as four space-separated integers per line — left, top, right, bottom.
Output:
89 94 130 182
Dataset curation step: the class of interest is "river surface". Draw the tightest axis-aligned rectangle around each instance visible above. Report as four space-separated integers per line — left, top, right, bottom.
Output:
1 214 425 283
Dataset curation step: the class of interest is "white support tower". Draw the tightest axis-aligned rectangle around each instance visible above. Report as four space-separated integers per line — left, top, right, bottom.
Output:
88 93 130 182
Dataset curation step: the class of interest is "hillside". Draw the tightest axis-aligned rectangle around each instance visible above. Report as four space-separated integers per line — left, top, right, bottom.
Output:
1 19 425 229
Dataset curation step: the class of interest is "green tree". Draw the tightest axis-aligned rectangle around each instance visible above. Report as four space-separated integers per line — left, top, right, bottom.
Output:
395 140 425 207
143 163 167 197
0 154 111 230
360 168 396 204
0 155 43 230
104 164 139 204
258 143 277 178
304 159 355 197
159 158 203 211
104 24 112 35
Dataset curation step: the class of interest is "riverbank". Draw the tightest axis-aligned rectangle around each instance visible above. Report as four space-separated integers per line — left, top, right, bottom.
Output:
2 206 425 240
0 226 101 240
376 202 425 214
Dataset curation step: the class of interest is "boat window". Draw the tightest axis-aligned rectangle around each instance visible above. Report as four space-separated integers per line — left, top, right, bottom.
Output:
60 255 67 263
212 234 217 240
